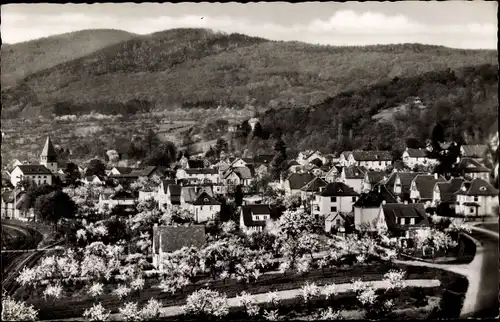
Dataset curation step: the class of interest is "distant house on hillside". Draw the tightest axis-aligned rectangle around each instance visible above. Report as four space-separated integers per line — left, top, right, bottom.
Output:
362 171 386 193
349 151 392 170
379 172 425 203
1 189 27 220
282 173 316 196
297 150 326 166
152 224 206 269
338 165 366 194
402 148 436 169
460 145 487 163
10 165 53 187
190 192 221 223
432 178 465 208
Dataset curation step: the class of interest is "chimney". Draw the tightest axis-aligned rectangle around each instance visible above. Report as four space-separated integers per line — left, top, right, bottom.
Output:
382 200 386 205
434 173 438 180
378 185 381 194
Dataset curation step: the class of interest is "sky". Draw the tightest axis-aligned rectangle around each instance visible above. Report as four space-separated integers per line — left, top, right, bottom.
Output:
1 2 498 49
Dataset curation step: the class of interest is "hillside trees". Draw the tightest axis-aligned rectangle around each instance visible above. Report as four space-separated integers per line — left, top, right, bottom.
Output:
34 190 77 229
269 135 288 180
142 142 177 167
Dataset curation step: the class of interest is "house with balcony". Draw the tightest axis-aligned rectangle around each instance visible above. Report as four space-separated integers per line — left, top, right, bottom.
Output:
98 190 137 210
313 182 359 232
376 203 431 247
454 178 499 217
239 204 273 234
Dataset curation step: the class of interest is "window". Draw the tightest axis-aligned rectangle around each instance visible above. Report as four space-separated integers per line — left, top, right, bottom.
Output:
352 197 357 202
410 218 415 225
470 208 474 213
474 196 478 202
315 214 319 219
330 197 337 202
44 176 47 179
38 176 41 178
43 180 46 184
400 218 405 225
331 206 337 212
255 215 260 220
379 161 382 166
336 219 341 226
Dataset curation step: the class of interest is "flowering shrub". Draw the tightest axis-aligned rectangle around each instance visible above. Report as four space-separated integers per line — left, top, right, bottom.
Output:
318 307 342 320
383 269 406 289
119 302 141 321
43 283 64 300
1 294 38 321
263 309 280 321
357 287 378 306
238 291 260 316
266 291 281 308
83 303 110 321
300 282 321 304
413 229 458 251
183 289 229 318
322 283 338 300
140 298 161 320
88 282 104 297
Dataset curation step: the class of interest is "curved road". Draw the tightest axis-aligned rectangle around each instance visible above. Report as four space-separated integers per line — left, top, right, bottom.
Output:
465 226 499 318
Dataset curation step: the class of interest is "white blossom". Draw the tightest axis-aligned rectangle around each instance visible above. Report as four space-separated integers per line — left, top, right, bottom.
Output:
1 294 38 321
266 291 281 307
140 298 162 320
83 303 110 321
300 282 320 303
383 269 406 289
263 309 280 321
130 278 145 291
43 283 63 299
322 283 338 299
88 282 104 297
119 302 141 321
183 289 229 317
113 285 132 299
357 287 378 306
319 307 342 320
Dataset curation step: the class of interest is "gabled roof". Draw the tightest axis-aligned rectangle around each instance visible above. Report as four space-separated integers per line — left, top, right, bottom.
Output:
40 137 57 158
111 190 137 200
241 204 272 227
113 167 134 174
455 178 499 196
229 167 253 180
341 151 352 159
154 225 206 253
319 182 359 197
288 160 300 167
309 158 323 167
301 177 328 192
188 160 205 169
343 165 366 179
458 158 490 173
353 187 397 208
160 180 176 194
435 178 466 202
384 172 425 195
351 151 392 161
381 203 430 231
286 173 316 190
16 165 52 175
241 158 254 164
461 145 487 158
412 174 447 200
405 148 427 158
181 186 213 204
365 171 386 184
192 192 221 206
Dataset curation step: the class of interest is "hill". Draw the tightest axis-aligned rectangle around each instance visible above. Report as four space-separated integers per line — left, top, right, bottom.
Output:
1 28 497 118
1 29 136 88
236 63 498 157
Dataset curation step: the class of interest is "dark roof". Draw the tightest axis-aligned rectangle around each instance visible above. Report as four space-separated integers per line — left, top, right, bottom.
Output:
343 165 366 179
286 173 316 190
241 204 272 227
381 203 430 231
384 172 424 195
17 165 52 174
412 174 446 200
353 186 397 208
154 225 206 253
253 155 273 165
320 182 359 197
113 167 134 174
161 180 176 193
185 168 218 175
111 190 137 200
435 178 466 203
309 158 323 167
458 158 490 173
1 190 25 207
40 137 57 158
168 184 182 196
230 167 253 180
301 177 328 192
463 202 481 207
288 160 300 167
455 178 499 196
192 192 221 206
188 160 205 169
351 150 392 161
405 148 427 158
461 145 487 158
365 171 386 184
241 157 254 164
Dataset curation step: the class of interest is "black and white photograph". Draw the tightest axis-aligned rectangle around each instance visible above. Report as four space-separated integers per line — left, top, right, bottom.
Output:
1 1 498 321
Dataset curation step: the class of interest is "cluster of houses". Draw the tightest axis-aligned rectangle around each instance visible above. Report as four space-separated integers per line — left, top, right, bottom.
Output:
2 137 498 254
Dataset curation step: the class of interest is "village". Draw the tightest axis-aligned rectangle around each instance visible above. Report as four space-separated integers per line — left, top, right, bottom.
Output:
1 126 498 320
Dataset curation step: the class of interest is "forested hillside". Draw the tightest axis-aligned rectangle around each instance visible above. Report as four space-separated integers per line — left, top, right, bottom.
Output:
1 29 136 88
236 63 498 157
2 28 497 119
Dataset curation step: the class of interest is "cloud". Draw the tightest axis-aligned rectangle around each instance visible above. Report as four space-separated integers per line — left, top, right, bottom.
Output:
1 9 496 49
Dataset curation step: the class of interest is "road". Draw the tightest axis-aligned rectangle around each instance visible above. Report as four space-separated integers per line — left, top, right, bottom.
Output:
462 227 499 318
475 222 499 233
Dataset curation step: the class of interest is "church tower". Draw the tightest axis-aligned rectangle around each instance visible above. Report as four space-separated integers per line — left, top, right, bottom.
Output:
40 137 58 173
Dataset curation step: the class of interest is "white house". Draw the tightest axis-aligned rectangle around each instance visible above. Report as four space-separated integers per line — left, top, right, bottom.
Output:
338 165 366 194
324 166 341 183
297 150 326 166
312 182 359 232
432 178 466 207
158 182 181 210
353 186 398 231
454 178 499 217
98 190 137 209
180 185 214 208
339 151 352 167
287 160 302 173
376 203 431 247
81 175 105 186
362 171 386 193
176 168 219 184
457 157 491 181
239 204 272 234
282 172 316 197
349 151 392 170
409 174 446 206
230 158 250 168
1 189 26 220
189 192 222 223
10 165 53 187
402 148 436 169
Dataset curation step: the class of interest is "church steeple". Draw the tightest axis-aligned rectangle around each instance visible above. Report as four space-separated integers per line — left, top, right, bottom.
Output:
40 137 58 173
